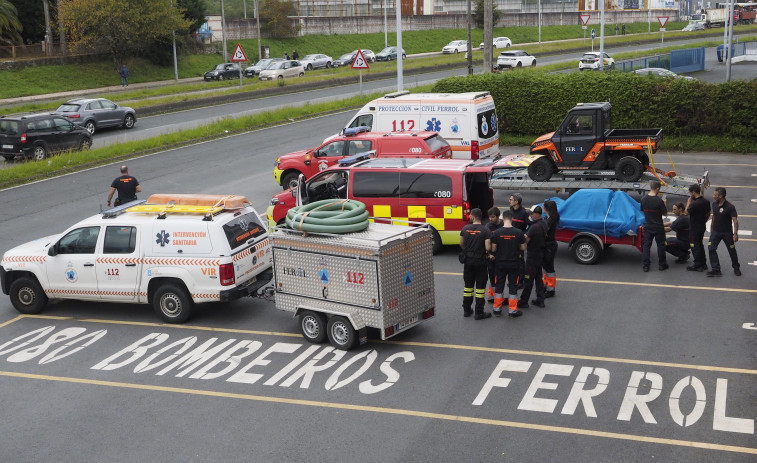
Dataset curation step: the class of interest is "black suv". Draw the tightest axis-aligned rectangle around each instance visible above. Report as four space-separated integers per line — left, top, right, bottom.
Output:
203 63 242 81
0 114 93 161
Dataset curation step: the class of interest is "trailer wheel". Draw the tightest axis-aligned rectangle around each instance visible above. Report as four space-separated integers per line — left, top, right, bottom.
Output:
527 156 554 182
572 237 601 265
615 156 644 182
299 310 327 343
9 277 48 314
327 316 357 350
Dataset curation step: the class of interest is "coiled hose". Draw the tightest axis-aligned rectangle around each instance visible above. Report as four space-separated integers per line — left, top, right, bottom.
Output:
285 199 370 233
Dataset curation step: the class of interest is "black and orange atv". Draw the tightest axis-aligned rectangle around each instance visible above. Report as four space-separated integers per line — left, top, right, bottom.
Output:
528 102 673 183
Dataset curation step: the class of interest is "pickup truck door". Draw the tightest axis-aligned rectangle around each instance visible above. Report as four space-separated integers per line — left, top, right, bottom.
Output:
312 140 347 173
554 112 597 167
97 225 139 301
46 226 102 300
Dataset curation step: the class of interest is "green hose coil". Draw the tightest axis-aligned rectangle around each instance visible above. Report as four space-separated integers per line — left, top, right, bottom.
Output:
285 199 370 233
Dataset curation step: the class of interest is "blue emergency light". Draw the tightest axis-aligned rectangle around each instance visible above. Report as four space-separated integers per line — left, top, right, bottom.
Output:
338 150 376 166
343 126 370 136
101 199 147 218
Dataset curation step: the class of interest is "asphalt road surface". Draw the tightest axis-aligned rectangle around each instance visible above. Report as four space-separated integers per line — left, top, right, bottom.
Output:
0 113 755 462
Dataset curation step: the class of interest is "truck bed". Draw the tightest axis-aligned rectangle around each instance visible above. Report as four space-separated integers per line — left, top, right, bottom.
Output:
605 128 663 140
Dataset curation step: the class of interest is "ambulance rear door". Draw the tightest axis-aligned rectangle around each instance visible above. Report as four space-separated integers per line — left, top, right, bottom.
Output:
222 210 270 285
475 99 500 158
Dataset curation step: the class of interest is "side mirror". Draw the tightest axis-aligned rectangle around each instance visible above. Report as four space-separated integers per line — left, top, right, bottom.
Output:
48 245 57 256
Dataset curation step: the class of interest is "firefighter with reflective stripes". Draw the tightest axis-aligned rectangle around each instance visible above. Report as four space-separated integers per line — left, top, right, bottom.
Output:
542 200 560 298
460 208 492 319
485 206 504 303
509 193 529 288
488 210 525 318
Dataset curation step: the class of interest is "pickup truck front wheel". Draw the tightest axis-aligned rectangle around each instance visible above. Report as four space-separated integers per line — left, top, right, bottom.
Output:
615 156 644 182
527 156 554 182
9 277 48 314
153 284 193 323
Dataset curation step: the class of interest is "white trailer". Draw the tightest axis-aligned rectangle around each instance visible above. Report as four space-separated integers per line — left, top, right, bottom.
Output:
271 223 435 350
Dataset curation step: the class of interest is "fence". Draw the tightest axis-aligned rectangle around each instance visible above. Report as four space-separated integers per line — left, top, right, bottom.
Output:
617 46 706 73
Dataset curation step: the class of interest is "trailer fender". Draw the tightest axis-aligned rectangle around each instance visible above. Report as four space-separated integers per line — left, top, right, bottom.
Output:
293 306 367 331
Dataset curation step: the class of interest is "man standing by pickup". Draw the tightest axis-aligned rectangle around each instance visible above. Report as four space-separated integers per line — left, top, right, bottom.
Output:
107 165 142 207
641 180 668 272
519 206 548 308
460 208 492 319
685 184 710 272
707 187 741 277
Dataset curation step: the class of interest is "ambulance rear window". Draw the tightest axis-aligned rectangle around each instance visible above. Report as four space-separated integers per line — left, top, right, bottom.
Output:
222 212 266 250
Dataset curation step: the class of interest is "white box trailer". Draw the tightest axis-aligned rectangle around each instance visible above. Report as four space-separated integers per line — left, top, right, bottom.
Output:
271 223 435 350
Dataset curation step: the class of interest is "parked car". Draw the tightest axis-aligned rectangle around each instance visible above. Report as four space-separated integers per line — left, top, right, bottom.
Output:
494 50 536 70
361 49 376 62
258 60 305 81
633 67 697 81
682 22 706 31
203 63 242 81
375 47 406 61
299 54 332 70
480 36 512 49
442 40 468 54
0 114 92 161
333 52 358 67
578 52 615 70
244 58 283 77
52 97 137 135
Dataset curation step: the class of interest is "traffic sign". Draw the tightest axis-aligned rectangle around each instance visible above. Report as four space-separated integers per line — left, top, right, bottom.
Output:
231 43 248 62
657 16 670 28
351 49 370 70
580 14 591 26
591 28 596 39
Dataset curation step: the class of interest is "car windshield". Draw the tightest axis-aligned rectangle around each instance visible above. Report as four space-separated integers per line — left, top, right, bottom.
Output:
268 62 285 70
214 64 225 70
339 53 354 60
56 104 80 112
303 55 317 60
255 59 272 67
500 52 516 57
582 53 597 59
379 47 393 54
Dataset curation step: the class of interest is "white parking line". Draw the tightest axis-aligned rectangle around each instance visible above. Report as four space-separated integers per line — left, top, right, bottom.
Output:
743 323 757 330
748 261 757 266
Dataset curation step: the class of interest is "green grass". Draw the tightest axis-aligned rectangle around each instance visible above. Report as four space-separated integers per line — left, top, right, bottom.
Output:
3 22 756 101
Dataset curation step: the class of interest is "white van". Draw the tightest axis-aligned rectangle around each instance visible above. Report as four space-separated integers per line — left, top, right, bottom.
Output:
342 91 500 159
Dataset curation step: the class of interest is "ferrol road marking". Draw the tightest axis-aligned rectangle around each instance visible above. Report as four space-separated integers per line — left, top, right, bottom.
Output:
742 323 757 330
0 315 756 455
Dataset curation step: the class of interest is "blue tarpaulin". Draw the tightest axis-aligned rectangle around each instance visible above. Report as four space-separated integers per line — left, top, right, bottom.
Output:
544 189 645 238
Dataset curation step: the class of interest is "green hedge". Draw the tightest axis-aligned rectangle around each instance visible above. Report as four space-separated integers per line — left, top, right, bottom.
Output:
431 71 757 140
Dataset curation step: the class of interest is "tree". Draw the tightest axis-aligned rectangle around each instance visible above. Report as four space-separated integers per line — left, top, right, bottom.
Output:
473 0 501 29
260 0 299 38
59 0 190 67
0 0 22 44
178 0 206 33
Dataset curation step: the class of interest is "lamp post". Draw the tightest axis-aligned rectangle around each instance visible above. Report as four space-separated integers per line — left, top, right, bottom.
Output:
384 0 388 48
221 0 228 62
171 0 178 81
396 0 403 91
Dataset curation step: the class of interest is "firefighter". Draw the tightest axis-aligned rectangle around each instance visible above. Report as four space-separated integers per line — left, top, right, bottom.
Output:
488 210 525 318
542 200 560 298
707 187 741 277
519 205 548 308
664 202 691 263
685 183 710 272
641 180 668 272
509 193 529 288
485 206 504 303
460 208 492 319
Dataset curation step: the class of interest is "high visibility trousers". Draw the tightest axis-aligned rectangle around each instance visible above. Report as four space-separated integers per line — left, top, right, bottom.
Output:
543 241 557 295
493 263 519 313
463 260 488 314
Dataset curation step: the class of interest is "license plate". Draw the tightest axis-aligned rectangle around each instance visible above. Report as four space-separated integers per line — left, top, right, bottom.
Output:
396 315 419 331
2 144 12 149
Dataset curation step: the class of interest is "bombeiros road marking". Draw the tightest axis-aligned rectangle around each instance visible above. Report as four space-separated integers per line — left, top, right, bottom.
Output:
5 314 757 375
0 370 756 456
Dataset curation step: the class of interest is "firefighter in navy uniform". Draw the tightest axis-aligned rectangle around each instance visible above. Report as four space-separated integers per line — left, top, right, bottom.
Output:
488 210 525 318
707 187 741 277
485 207 504 303
641 180 668 272
664 202 691 263
460 208 492 319
107 165 142 207
509 193 529 288
542 200 560 298
519 205 548 309
685 183 710 272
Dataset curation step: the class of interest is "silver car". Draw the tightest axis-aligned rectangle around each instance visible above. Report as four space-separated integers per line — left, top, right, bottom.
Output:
258 60 305 81
53 98 136 135
633 67 697 81
299 54 332 71
244 58 283 77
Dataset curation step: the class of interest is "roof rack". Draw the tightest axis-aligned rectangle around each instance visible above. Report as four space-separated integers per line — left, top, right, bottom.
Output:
102 194 250 220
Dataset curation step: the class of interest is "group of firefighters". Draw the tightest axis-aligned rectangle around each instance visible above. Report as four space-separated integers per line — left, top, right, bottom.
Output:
460 194 559 320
